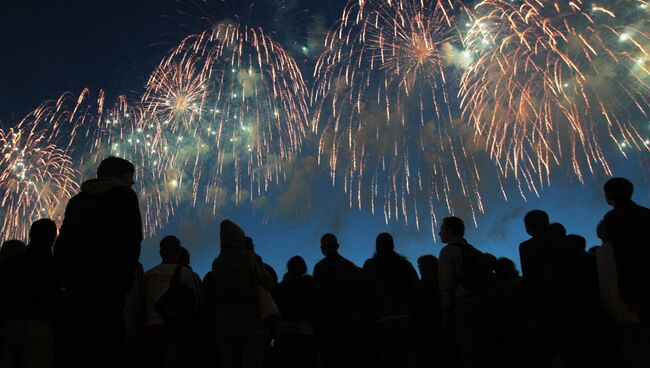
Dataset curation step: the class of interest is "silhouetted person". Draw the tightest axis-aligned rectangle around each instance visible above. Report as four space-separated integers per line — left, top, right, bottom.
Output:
210 220 275 368
415 255 446 368
142 236 202 368
602 178 650 324
518 210 551 366
274 256 317 368
0 219 57 368
245 236 277 368
596 221 650 367
519 210 549 304
485 257 528 368
313 233 363 368
438 216 488 368
178 246 205 367
527 220 571 366
361 233 419 368
54 156 143 368
547 222 567 239
547 234 604 368
0 240 27 334
0 240 27 308
178 246 205 307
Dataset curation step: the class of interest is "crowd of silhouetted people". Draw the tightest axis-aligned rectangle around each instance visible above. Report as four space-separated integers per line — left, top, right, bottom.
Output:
0 156 649 368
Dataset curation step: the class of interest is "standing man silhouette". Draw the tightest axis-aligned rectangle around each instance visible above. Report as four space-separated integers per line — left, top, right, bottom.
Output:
55 156 143 368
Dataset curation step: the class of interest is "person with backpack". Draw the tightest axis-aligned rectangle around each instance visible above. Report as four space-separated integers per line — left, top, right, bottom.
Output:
141 236 201 368
438 216 489 368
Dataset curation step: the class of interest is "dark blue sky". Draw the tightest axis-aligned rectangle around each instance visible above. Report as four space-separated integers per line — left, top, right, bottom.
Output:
1 0 647 277
0 0 346 119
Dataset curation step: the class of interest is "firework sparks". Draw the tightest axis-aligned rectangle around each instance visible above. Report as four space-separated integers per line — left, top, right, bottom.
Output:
460 0 650 192
0 121 79 241
142 23 310 211
313 0 482 236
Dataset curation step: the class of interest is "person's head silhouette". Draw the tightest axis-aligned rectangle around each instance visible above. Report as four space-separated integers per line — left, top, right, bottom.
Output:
439 216 464 244
604 177 633 208
160 235 181 263
29 218 57 249
320 233 339 256
97 156 135 187
287 256 307 276
524 210 549 238
178 246 191 267
547 223 567 239
495 257 518 279
417 255 438 281
375 232 395 255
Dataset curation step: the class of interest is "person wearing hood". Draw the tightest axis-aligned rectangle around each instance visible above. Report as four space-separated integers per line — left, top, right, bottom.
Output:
209 220 275 368
54 156 143 368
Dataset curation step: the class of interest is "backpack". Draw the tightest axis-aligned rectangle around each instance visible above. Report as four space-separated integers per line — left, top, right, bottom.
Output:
455 242 491 294
155 266 196 326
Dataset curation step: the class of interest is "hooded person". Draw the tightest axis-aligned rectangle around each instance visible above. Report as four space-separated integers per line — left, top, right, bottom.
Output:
54 156 143 368
209 220 275 368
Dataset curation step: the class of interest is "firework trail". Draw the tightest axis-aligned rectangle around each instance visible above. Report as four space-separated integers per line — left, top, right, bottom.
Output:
142 23 310 212
460 0 650 194
0 119 79 241
313 0 483 235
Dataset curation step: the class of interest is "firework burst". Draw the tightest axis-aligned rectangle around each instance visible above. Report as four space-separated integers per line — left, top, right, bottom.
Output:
8 90 178 236
0 121 79 241
460 0 650 194
142 23 310 211
313 0 482 235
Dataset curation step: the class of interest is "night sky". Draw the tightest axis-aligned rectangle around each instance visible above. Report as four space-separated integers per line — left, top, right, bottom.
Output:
1 0 648 278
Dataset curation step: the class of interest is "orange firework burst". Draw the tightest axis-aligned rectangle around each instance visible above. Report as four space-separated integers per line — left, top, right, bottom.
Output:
0 121 79 241
313 0 482 236
142 23 310 211
460 0 650 194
